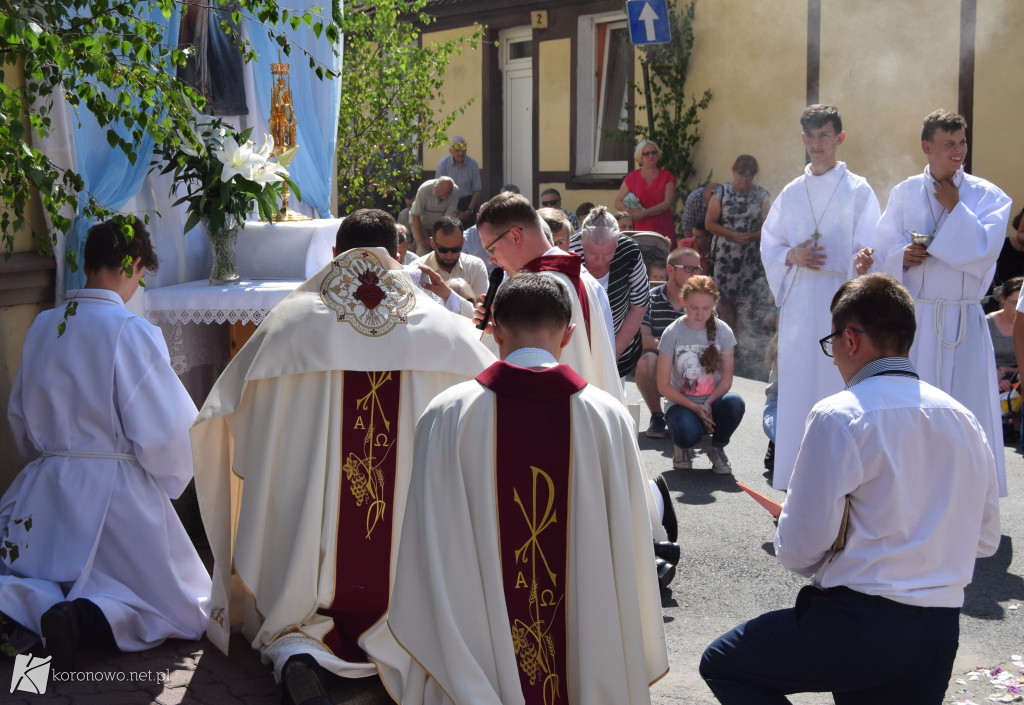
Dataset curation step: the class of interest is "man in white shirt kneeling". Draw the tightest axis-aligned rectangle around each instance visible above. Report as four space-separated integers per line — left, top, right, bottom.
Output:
700 272 1000 704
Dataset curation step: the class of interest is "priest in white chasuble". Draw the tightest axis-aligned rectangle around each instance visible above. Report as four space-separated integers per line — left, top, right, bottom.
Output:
760 104 880 490
874 109 1012 496
370 273 669 705
190 209 495 703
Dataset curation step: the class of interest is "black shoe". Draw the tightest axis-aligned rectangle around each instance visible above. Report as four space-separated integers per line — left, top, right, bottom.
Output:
656 558 676 589
654 475 677 543
281 654 332 705
645 413 667 438
40 602 80 673
764 441 775 471
653 540 680 565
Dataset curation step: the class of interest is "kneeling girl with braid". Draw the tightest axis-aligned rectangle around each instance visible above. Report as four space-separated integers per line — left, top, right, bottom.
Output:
656 275 746 473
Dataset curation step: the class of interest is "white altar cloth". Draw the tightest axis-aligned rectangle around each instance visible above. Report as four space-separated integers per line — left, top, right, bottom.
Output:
144 279 302 327
235 218 339 280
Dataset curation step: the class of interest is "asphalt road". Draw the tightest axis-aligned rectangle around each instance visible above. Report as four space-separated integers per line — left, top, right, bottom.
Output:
2 374 1019 704
633 374 1024 705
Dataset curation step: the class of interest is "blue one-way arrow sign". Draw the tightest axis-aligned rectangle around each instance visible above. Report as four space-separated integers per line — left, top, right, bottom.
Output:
627 0 671 45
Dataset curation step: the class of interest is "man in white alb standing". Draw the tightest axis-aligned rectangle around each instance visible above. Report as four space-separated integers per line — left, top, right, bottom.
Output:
874 109 1012 496
760 104 880 490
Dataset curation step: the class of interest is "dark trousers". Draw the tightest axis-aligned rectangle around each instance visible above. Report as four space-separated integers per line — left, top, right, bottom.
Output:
700 585 960 704
456 195 476 228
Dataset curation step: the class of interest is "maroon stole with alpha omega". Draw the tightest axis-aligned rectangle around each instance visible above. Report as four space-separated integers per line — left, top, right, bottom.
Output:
319 369 401 663
476 361 587 705
521 253 591 344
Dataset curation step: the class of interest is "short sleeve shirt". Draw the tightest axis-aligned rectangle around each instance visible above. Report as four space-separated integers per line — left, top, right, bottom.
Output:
658 317 736 405
643 284 683 339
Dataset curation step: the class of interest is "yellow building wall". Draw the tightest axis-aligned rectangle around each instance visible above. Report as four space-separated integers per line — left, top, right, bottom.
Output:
819 0 959 202
684 0 1021 210
1 59 53 492
1 305 48 490
422 25 484 172
423 1 1022 226
687 0 807 201
974 0 1024 215
538 39 571 173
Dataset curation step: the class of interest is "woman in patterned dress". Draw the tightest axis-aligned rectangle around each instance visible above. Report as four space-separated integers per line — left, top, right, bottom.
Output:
704 155 772 377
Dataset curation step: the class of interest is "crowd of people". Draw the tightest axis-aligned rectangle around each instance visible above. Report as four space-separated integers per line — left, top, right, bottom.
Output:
0 108 1015 705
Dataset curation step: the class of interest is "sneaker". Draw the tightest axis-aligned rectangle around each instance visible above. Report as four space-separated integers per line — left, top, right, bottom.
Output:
764 440 775 471
708 446 732 475
672 446 693 470
645 413 667 438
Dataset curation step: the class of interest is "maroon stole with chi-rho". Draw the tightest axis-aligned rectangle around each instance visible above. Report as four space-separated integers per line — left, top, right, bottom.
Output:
521 253 591 344
476 360 587 705
319 369 401 662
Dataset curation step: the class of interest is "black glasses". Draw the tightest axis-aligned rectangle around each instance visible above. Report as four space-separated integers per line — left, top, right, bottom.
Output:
670 264 703 274
434 244 463 254
642 150 659 156
541 200 559 207
484 227 514 255
819 327 864 357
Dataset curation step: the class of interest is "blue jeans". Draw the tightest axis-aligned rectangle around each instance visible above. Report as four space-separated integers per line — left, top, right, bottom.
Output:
700 585 959 704
665 393 745 448
762 398 777 442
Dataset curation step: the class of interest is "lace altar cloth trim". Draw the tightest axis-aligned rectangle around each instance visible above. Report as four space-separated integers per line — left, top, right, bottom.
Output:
143 279 301 327
153 321 230 376
146 307 274 326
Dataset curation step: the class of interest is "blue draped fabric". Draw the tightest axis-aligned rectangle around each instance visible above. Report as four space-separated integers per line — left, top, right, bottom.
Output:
64 7 181 291
246 2 343 219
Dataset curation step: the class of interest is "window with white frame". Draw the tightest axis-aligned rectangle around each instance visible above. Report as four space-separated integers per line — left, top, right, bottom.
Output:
576 11 633 175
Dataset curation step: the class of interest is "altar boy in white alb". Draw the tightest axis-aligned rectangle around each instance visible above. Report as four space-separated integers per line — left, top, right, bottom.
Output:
875 109 1012 496
760 104 880 490
375 273 668 705
2 220 210 670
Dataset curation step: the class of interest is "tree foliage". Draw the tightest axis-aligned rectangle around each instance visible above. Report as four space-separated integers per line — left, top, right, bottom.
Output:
622 0 712 207
336 0 481 214
0 0 338 259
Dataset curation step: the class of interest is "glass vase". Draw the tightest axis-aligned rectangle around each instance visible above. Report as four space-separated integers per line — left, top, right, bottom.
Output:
205 218 241 285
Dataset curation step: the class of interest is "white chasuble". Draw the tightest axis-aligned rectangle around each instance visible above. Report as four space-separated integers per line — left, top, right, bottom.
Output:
191 248 495 678
371 362 668 705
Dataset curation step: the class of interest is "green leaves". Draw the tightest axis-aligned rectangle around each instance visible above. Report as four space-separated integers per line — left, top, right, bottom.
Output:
153 117 293 236
335 0 482 214
1 0 340 262
621 0 712 204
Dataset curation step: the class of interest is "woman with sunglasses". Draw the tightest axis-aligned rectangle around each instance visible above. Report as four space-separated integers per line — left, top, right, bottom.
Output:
615 139 678 246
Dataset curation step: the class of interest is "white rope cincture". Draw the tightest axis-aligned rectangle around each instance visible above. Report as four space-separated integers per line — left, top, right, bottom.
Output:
915 296 981 382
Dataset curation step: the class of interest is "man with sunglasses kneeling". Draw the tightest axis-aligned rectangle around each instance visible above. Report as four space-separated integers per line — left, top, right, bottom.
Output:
412 215 489 299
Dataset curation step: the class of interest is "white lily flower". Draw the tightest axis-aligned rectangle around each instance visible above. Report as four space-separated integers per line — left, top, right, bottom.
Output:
251 161 289 184
254 134 275 163
216 134 263 183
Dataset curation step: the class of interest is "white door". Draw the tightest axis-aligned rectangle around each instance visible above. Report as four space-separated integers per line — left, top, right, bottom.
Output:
500 27 533 199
